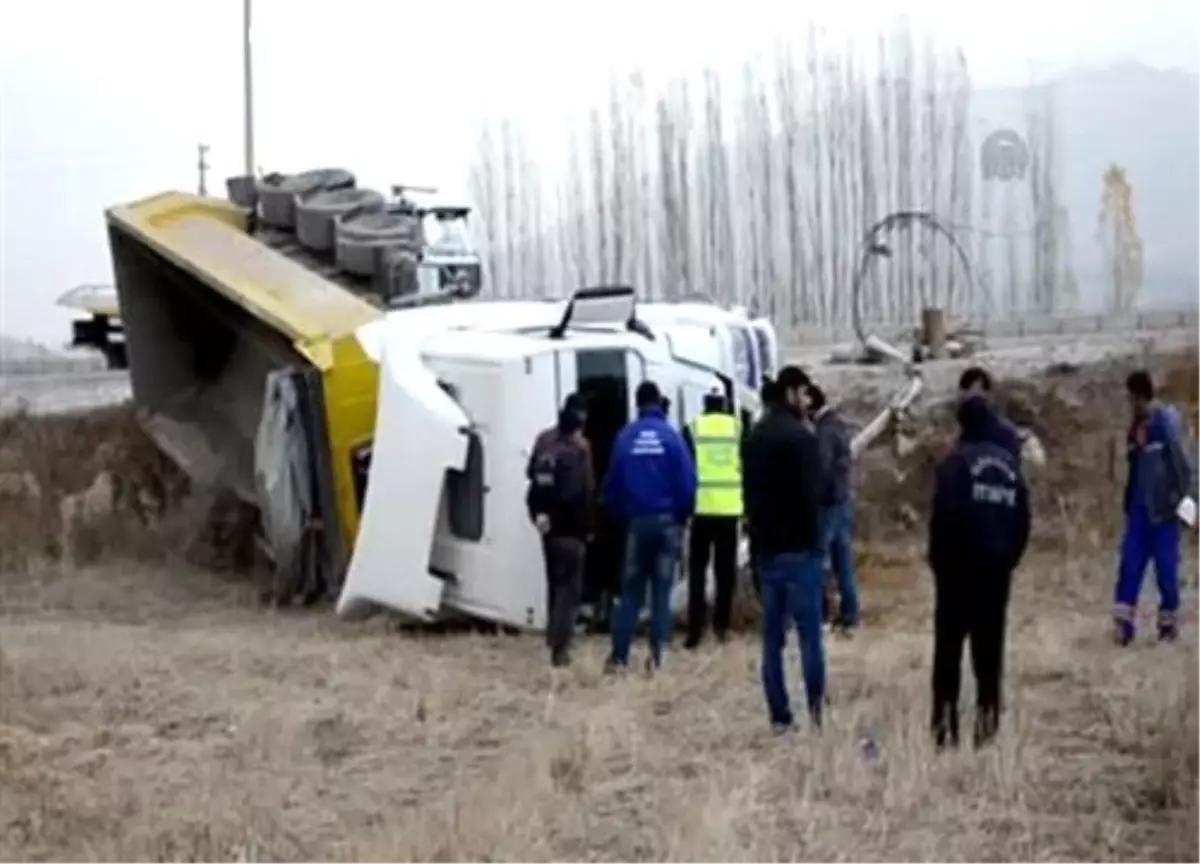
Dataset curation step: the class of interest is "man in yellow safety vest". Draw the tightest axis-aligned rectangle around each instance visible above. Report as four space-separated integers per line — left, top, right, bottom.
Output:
682 389 745 648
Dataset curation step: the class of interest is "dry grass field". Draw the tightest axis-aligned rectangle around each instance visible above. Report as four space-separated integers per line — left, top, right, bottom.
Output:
1 549 1195 861
1 349 1197 861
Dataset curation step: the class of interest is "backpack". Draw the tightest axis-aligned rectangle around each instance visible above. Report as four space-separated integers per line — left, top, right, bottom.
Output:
528 436 589 531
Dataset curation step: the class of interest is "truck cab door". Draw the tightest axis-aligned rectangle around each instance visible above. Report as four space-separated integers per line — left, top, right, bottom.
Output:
750 318 779 382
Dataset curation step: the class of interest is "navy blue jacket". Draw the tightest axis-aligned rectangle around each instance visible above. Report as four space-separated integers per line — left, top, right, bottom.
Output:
604 407 697 524
929 416 1031 575
968 401 1023 464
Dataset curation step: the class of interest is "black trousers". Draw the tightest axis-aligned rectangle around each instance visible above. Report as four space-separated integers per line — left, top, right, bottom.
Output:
931 566 1014 748
543 536 586 660
686 515 739 642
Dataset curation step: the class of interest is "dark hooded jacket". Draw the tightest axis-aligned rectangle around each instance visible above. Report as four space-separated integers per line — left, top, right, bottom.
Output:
929 396 1031 575
963 399 1023 464
526 408 595 538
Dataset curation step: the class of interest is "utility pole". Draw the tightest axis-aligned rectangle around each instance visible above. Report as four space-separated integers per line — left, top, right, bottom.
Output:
197 143 210 196
242 0 255 177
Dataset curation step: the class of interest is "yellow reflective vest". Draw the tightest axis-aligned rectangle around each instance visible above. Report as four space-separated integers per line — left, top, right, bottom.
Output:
691 412 743 517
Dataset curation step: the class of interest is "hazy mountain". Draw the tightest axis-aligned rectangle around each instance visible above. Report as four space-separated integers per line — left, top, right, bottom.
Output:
970 62 1199 309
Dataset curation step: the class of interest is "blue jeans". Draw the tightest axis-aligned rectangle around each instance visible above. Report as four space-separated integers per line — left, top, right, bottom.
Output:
821 501 859 627
760 551 826 727
610 514 681 668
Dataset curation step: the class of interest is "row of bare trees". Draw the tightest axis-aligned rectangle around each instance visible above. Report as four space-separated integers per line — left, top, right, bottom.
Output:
466 21 1074 330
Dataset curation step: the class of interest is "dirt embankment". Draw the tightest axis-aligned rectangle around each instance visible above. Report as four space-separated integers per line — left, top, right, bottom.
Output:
854 347 1199 549
0 407 189 569
1 348 1195 574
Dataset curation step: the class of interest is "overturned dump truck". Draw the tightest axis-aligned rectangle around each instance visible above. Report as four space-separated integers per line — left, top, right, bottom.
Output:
106 167 784 630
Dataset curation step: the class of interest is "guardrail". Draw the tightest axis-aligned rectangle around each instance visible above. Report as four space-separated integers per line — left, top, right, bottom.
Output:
0 354 110 376
789 307 1199 345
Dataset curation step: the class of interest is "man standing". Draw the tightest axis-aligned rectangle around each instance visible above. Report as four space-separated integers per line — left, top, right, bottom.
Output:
604 381 697 672
526 396 595 668
929 395 1031 749
957 367 1022 462
742 365 826 732
1114 370 1193 645
808 383 859 634
681 390 744 649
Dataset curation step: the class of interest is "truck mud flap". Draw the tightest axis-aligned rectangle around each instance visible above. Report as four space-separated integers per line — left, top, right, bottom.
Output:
254 367 345 604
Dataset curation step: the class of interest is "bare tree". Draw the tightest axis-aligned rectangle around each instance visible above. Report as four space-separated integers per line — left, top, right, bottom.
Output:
875 32 897 320
608 78 630 284
802 26 826 325
672 78 696 296
755 62 778 317
822 46 843 325
1097 163 1144 312
893 18 916 319
589 106 610 284
919 36 939 311
466 118 503 294
700 67 735 302
776 41 807 327
655 93 682 299
628 69 656 296
739 60 765 307
945 49 973 314
856 50 880 323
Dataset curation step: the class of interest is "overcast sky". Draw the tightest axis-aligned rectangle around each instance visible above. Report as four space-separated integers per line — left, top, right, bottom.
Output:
1 0 1196 344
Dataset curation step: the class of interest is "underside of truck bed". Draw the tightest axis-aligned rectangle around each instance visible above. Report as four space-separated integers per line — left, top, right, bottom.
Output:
109 224 303 501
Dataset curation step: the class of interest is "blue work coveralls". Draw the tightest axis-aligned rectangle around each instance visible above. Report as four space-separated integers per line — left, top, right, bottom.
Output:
1114 404 1193 643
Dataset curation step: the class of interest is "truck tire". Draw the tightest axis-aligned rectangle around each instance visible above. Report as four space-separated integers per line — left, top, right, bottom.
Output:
335 209 425 278
295 187 386 253
257 168 355 230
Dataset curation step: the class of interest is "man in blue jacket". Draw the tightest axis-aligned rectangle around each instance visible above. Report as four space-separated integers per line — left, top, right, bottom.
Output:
604 380 697 672
1114 370 1193 645
929 395 1031 750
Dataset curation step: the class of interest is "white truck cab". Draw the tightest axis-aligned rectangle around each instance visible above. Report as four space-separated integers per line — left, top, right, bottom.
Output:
336 286 780 630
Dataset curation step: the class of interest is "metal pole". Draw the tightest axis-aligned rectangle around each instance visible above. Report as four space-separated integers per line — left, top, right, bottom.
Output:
242 0 255 177
197 143 210 196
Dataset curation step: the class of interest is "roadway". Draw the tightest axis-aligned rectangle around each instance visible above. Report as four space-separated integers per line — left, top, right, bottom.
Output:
1 322 1195 418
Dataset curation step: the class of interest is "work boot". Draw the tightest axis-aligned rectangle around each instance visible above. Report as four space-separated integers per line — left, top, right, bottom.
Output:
683 634 702 651
973 709 999 750
808 704 824 733
1158 609 1179 643
1114 618 1136 647
933 705 960 751
550 647 571 668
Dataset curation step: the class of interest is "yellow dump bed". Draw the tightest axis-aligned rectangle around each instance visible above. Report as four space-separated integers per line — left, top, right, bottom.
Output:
106 192 382 364
106 190 384 565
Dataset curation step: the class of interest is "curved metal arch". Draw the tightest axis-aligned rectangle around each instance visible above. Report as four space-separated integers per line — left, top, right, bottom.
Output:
850 210 978 353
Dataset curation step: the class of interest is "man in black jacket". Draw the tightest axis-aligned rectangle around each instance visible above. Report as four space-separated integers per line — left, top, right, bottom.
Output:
743 365 826 732
929 395 1031 749
526 401 594 668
